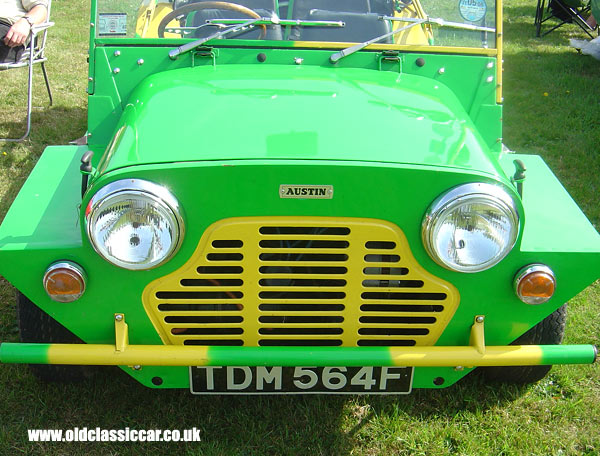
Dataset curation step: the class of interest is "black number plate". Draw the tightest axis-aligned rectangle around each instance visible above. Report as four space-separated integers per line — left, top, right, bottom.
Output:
190 366 413 394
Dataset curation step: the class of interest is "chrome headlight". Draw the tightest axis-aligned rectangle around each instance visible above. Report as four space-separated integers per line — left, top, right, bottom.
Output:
86 179 184 270
422 183 519 273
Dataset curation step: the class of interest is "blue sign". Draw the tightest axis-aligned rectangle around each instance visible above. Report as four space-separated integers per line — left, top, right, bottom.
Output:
458 0 487 22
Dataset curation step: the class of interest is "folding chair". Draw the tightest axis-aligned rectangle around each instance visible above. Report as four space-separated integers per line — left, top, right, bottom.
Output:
535 0 597 38
593 0 600 24
0 1 54 142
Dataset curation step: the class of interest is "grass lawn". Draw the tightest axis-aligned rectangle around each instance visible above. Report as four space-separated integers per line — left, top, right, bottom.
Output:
0 1 599 454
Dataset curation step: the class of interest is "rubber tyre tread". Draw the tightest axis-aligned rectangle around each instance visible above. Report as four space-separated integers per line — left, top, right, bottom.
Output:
16 291 88 382
483 304 567 384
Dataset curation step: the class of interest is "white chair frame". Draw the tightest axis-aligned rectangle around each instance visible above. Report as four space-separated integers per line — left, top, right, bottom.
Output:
0 0 54 142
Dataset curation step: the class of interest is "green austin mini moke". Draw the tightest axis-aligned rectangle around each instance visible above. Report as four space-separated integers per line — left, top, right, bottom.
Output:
0 0 598 394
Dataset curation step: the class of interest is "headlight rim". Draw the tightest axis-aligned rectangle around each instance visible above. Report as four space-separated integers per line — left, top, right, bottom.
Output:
422 182 520 273
85 179 185 270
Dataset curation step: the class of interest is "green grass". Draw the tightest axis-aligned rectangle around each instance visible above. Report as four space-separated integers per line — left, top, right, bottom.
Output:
1 1 599 454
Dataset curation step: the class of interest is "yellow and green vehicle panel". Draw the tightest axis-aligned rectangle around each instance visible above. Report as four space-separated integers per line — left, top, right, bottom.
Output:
0 0 598 391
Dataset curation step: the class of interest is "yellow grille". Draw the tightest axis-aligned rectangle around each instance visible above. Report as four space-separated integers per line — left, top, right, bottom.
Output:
142 217 460 347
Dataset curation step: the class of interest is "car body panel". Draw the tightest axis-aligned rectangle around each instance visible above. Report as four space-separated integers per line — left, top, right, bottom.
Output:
0 0 597 391
94 64 503 178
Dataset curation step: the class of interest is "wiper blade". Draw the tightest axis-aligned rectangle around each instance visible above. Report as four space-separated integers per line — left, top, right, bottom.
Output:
169 18 260 60
206 18 345 28
330 14 496 64
330 20 425 63
168 17 345 60
164 22 226 37
382 15 496 33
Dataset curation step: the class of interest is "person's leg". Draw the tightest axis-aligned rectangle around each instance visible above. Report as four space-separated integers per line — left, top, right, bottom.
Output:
0 21 25 63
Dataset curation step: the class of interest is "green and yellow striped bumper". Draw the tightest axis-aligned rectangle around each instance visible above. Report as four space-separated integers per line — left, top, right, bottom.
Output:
0 343 596 367
0 315 596 367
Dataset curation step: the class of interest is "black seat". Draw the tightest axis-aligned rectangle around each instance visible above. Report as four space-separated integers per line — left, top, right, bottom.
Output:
369 0 395 16
290 0 371 19
292 10 392 43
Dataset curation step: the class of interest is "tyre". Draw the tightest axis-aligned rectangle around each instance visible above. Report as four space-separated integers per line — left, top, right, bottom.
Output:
16 291 89 382
482 304 567 384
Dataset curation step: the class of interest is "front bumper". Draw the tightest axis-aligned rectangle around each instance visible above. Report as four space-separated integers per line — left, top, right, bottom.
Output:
1 147 599 388
1 315 595 368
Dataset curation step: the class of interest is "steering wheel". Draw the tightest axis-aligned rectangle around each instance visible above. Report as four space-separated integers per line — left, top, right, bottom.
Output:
158 1 267 39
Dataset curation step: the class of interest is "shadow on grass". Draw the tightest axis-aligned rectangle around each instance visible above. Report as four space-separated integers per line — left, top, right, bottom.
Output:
0 359 529 455
0 106 87 147
0 105 87 220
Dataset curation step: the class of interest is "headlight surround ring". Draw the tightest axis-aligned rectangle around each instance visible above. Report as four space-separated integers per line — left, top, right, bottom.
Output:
85 179 184 270
422 182 520 273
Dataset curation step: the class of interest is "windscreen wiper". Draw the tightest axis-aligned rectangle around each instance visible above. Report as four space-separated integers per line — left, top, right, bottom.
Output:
169 17 345 60
330 20 425 63
330 15 496 63
382 16 495 33
169 18 261 60
206 18 345 27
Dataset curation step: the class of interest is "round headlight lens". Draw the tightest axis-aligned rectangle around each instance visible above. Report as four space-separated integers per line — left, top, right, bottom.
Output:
86 180 183 270
422 183 519 273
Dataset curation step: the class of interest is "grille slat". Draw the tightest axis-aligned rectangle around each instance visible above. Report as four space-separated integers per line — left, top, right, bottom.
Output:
365 241 397 250
180 279 244 287
212 240 243 248
259 328 344 335
165 316 243 324
259 248 350 254
259 253 349 262
364 254 401 263
257 311 346 317
259 240 350 249
358 330 430 336
259 279 347 287
259 287 347 294
144 218 459 348
257 261 349 267
197 262 243 267
359 314 441 320
357 340 416 347
154 299 244 305
156 292 243 300
259 340 343 346
359 316 437 324
363 268 409 276
362 281 425 289
259 226 350 235
258 317 345 324
259 304 345 312
167 323 245 328
361 291 447 301
184 340 244 346
159 311 244 316
258 273 348 279
172 328 244 335
196 266 244 274
257 298 347 304
360 304 444 313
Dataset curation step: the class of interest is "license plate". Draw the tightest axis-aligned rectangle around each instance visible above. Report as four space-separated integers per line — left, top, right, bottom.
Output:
189 366 413 395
